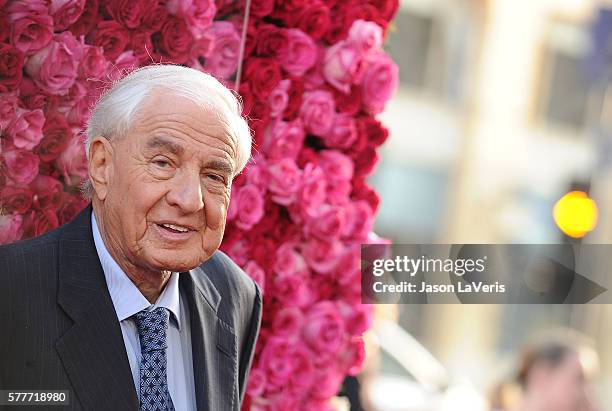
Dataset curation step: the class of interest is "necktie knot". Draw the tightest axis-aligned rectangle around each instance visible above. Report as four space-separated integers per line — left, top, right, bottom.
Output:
134 307 169 352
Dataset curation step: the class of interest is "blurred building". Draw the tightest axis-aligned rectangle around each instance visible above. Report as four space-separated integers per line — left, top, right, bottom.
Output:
368 0 612 408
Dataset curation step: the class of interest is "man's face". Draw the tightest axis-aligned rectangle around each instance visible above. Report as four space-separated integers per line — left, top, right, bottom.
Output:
96 91 236 274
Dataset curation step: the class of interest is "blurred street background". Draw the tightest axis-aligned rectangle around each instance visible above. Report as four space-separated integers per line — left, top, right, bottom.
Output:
361 0 612 409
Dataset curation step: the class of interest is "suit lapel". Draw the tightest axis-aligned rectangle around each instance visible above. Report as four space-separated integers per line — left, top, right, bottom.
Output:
181 266 238 411
55 206 139 410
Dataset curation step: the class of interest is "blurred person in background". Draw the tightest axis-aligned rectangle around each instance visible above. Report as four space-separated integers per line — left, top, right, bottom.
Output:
490 331 599 411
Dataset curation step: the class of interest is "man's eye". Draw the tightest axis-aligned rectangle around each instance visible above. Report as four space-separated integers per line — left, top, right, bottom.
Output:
153 158 170 168
205 173 224 183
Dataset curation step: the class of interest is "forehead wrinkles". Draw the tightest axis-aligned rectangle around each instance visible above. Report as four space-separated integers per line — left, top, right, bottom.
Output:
135 110 237 162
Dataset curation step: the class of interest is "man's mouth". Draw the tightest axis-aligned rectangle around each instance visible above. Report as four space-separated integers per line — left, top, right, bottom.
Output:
157 223 191 233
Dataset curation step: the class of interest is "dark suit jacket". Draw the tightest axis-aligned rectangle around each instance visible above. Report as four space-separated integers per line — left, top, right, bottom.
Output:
0 206 262 411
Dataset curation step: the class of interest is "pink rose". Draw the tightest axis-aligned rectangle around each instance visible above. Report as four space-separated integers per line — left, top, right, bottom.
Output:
235 184 265 231
1 150 40 196
244 260 265 292
298 163 327 218
306 205 346 240
56 135 87 186
274 242 308 277
342 336 366 375
343 200 374 240
7 108 44 150
246 368 266 398
50 0 86 31
268 79 290 118
245 155 268 192
361 51 399 114
0 214 23 244
347 19 383 55
258 336 294 388
263 119 305 161
337 301 373 336
317 150 354 183
78 44 107 79
303 237 343 274
324 113 357 149
223 238 250 266
272 306 303 338
204 21 240 79
7 1 53 56
289 343 315 392
25 32 82 96
107 50 139 82
280 28 317 76
267 158 301 206
323 41 363 94
273 274 311 307
166 0 216 38
299 90 336 136
302 301 345 356
309 370 344 400
0 93 18 130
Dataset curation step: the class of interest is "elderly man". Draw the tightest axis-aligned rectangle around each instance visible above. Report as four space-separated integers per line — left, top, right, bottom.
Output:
0 65 262 411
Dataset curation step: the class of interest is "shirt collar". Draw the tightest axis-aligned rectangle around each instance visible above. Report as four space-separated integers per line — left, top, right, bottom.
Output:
91 212 181 329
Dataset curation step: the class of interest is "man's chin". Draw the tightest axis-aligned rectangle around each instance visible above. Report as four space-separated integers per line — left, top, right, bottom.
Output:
145 253 207 273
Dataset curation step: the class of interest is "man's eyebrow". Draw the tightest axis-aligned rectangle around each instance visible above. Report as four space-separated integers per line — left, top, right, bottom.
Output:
146 136 184 155
203 160 234 175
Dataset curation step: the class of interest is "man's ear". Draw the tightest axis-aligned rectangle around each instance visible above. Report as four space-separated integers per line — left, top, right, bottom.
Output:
88 136 114 201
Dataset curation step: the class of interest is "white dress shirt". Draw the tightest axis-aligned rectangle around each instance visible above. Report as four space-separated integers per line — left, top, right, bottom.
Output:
91 213 197 411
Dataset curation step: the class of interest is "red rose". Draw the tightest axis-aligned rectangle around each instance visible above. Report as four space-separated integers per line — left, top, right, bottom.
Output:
57 193 88 225
238 82 254 117
351 146 378 176
255 24 288 58
350 179 380 212
92 20 130 60
18 77 48 110
142 2 168 31
250 0 274 17
129 31 157 64
356 116 388 148
244 58 281 99
50 0 86 31
333 84 362 116
290 2 330 41
29 175 63 210
68 0 99 37
154 17 192 63
105 0 145 29
24 208 59 238
283 77 304 121
37 113 70 162
0 186 33 214
367 0 399 22
0 43 24 92
0 11 9 43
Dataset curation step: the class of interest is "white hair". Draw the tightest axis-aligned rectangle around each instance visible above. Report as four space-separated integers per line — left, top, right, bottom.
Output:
82 64 252 198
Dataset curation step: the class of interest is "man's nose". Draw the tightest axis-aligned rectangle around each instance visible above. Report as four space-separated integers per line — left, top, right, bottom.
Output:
166 170 204 213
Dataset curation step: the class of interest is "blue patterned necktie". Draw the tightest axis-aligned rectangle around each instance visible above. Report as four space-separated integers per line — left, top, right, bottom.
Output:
134 307 175 411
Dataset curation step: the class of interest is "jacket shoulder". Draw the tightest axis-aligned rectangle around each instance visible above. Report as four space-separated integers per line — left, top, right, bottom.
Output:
0 227 63 273
200 250 258 301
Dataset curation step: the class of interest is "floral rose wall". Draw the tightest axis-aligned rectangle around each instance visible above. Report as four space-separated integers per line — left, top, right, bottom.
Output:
0 0 399 409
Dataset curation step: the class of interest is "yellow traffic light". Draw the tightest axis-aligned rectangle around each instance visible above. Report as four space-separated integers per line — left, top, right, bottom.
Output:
553 191 598 239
